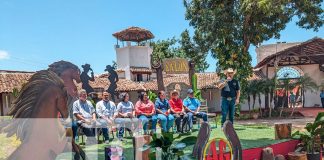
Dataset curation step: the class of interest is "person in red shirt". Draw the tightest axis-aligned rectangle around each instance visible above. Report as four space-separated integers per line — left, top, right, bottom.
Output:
169 90 188 133
135 92 157 134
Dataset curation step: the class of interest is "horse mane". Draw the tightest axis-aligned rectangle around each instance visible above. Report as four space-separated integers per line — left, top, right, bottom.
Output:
48 60 80 77
2 70 66 141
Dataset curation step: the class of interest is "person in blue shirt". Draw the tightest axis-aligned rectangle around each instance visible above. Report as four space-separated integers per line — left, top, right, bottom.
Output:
320 90 324 108
183 89 207 131
155 91 175 132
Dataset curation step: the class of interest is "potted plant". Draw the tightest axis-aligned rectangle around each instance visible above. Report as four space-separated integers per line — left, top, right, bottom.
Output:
292 113 324 160
148 132 185 160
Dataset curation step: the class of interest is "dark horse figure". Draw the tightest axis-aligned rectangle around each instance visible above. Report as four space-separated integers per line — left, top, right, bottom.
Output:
105 65 118 102
1 70 76 159
80 63 95 94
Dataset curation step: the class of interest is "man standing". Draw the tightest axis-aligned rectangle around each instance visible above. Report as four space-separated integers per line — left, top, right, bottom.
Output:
96 92 116 143
183 89 208 132
217 68 240 126
320 90 324 108
73 89 97 144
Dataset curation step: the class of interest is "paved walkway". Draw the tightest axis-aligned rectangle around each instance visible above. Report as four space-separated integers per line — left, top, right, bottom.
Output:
236 117 315 130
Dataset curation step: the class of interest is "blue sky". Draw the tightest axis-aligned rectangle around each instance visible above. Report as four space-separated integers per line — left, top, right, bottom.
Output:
0 0 323 73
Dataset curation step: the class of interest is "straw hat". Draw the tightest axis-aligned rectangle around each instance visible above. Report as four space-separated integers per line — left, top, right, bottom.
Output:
170 89 179 96
223 68 236 75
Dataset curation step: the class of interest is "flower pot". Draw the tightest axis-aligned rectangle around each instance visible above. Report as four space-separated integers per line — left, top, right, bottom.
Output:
252 113 259 119
306 152 320 160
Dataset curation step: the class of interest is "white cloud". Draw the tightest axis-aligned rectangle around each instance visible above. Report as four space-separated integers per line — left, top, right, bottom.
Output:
0 50 10 60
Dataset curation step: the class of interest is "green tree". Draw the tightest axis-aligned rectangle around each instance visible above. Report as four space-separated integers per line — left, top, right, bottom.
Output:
179 29 209 72
184 0 323 95
151 38 184 60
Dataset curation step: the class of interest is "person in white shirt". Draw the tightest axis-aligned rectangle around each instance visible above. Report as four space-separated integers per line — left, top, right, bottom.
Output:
96 92 116 143
73 89 96 144
114 92 139 141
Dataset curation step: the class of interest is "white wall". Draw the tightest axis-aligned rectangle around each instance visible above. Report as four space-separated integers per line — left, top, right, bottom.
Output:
115 45 153 80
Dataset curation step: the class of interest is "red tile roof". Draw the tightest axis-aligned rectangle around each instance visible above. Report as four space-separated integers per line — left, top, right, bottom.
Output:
0 70 34 93
1 71 265 93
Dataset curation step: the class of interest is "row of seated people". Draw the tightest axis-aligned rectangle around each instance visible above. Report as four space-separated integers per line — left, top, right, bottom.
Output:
71 89 208 143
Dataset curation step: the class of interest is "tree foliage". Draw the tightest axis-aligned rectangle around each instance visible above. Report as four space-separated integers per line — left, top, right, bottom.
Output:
151 36 209 72
180 29 209 72
184 0 323 94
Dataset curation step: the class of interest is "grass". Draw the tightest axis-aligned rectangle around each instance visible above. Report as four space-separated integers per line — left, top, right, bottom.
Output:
1 123 289 160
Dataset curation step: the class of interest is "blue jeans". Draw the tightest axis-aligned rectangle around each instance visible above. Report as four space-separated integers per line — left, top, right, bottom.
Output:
156 114 174 132
114 118 139 138
187 112 207 129
221 97 235 126
72 120 78 139
97 119 110 140
138 115 157 132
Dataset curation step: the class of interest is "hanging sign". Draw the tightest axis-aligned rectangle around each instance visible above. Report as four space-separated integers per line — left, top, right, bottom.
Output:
163 58 189 74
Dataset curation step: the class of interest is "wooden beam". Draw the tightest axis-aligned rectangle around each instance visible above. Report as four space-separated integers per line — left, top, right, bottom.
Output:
0 93 3 116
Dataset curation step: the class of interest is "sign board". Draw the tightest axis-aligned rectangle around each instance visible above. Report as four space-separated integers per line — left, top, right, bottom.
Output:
163 58 189 74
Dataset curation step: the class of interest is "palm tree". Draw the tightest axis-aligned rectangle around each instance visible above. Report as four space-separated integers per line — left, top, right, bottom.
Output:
256 80 266 118
295 74 318 108
249 80 259 111
244 81 253 114
263 78 276 117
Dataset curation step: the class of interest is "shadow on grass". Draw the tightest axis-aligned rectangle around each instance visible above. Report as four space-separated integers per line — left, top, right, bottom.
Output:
179 136 197 146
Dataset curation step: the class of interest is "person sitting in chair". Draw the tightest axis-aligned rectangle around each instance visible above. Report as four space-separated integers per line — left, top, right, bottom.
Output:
155 91 175 133
96 92 116 144
114 92 138 141
135 92 157 135
73 89 97 144
183 89 207 132
169 90 188 133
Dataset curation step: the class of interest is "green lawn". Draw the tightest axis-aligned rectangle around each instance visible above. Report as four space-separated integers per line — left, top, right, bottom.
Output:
1 123 289 160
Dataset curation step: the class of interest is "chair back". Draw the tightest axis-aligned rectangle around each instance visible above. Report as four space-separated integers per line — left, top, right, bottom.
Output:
192 122 211 160
203 138 233 160
223 121 242 160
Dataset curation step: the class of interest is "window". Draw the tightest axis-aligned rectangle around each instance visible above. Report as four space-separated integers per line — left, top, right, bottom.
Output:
277 66 302 79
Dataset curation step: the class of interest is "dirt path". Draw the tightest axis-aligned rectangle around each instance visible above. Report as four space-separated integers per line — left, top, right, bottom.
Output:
236 117 315 131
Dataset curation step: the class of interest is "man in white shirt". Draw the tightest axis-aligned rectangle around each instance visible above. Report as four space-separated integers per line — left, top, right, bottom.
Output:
96 92 116 143
73 89 96 143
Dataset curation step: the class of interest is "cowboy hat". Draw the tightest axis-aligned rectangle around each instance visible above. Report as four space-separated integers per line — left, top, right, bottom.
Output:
223 68 236 75
81 63 91 69
104 65 113 71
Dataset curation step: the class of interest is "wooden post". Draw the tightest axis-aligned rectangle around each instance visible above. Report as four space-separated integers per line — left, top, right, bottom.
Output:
0 93 3 116
275 123 292 140
151 55 165 91
188 61 195 88
274 155 286 160
287 152 307 160
262 147 274 160
133 135 151 160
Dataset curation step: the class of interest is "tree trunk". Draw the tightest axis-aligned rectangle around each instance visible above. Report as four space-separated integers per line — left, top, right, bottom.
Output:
252 94 256 110
269 89 274 118
248 95 251 114
156 67 165 91
258 94 262 118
